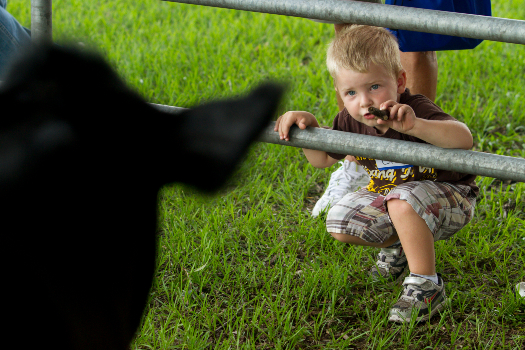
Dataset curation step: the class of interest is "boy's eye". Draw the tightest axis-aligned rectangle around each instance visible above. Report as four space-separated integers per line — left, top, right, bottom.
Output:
371 84 379 90
347 90 356 96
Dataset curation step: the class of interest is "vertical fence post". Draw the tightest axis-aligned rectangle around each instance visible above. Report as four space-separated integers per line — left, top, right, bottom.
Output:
31 0 52 43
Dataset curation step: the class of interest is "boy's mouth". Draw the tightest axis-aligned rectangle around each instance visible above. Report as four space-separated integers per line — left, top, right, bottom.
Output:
363 113 376 120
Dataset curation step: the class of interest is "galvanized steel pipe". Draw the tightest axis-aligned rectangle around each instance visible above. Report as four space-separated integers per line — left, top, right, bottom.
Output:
163 0 525 45
151 102 525 182
259 122 525 182
31 0 52 43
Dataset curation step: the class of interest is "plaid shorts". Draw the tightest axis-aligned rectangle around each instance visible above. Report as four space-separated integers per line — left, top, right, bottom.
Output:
326 181 476 244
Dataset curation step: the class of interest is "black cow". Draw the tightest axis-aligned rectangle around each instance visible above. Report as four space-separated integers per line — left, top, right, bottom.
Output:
0 44 282 349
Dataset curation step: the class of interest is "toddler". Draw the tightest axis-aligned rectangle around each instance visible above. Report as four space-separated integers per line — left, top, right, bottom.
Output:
275 25 478 322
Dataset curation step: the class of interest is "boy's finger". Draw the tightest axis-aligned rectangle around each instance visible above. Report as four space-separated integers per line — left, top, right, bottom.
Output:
396 105 410 121
274 117 280 131
388 104 401 120
281 127 289 140
298 117 308 129
279 120 289 140
380 100 397 110
395 106 403 120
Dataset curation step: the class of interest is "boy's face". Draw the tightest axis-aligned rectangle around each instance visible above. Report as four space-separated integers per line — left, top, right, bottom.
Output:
335 63 406 133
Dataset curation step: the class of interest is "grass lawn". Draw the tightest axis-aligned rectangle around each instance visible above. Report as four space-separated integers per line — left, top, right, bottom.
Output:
9 0 525 348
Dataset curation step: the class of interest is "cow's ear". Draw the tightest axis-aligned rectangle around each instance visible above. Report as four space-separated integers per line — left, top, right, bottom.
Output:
159 83 284 192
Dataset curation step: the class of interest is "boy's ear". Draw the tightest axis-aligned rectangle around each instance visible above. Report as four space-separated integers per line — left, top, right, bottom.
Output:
397 69 407 94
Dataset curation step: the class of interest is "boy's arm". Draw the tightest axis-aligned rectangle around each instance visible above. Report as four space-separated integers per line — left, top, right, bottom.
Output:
405 119 473 149
303 148 340 168
275 111 340 168
378 101 473 149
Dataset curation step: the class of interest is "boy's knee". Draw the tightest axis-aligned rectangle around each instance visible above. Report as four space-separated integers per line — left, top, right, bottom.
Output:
387 198 414 217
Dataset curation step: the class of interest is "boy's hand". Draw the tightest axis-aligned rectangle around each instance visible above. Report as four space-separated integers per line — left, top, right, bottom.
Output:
376 100 416 134
274 111 320 141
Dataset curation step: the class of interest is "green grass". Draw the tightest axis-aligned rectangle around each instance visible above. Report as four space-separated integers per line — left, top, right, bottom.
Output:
8 0 525 348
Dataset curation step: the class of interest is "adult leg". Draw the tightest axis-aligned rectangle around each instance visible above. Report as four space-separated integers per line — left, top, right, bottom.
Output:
400 51 438 102
0 1 31 77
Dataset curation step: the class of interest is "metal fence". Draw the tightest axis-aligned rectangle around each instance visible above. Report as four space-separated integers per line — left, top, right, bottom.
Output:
31 0 52 43
163 0 525 45
31 0 525 181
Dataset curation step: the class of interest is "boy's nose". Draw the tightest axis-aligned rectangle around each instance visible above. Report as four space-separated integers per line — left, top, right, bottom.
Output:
360 94 373 108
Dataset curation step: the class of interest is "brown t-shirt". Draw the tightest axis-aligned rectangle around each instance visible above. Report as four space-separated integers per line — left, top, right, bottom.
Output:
326 89 479 197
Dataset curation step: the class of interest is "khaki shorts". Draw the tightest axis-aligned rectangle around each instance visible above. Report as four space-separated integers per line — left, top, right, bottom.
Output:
326 181 476 244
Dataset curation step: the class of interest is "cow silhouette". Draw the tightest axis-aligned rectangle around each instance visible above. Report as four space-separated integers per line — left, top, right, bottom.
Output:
0 44 283 349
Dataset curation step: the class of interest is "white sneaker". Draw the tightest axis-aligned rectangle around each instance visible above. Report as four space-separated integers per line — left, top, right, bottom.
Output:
516 282 525 298
311 160 370 217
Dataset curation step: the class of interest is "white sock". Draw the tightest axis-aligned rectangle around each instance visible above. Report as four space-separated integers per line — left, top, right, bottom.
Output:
410 273 439 285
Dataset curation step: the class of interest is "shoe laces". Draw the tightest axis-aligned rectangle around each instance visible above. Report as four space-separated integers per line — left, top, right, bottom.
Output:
400 276 441 304
399 282 424 303
377 247 402 262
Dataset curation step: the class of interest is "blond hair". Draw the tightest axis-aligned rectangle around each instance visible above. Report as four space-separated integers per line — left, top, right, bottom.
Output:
326 25 403 80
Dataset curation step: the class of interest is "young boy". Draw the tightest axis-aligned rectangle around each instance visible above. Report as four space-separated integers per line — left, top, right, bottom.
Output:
274 24 478 323
309 0 439 218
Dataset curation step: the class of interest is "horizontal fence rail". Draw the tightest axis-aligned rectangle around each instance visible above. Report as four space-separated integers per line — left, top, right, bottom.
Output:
164 0 525 45
151 103 525 182
259 122 525 182
29 1 525 182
